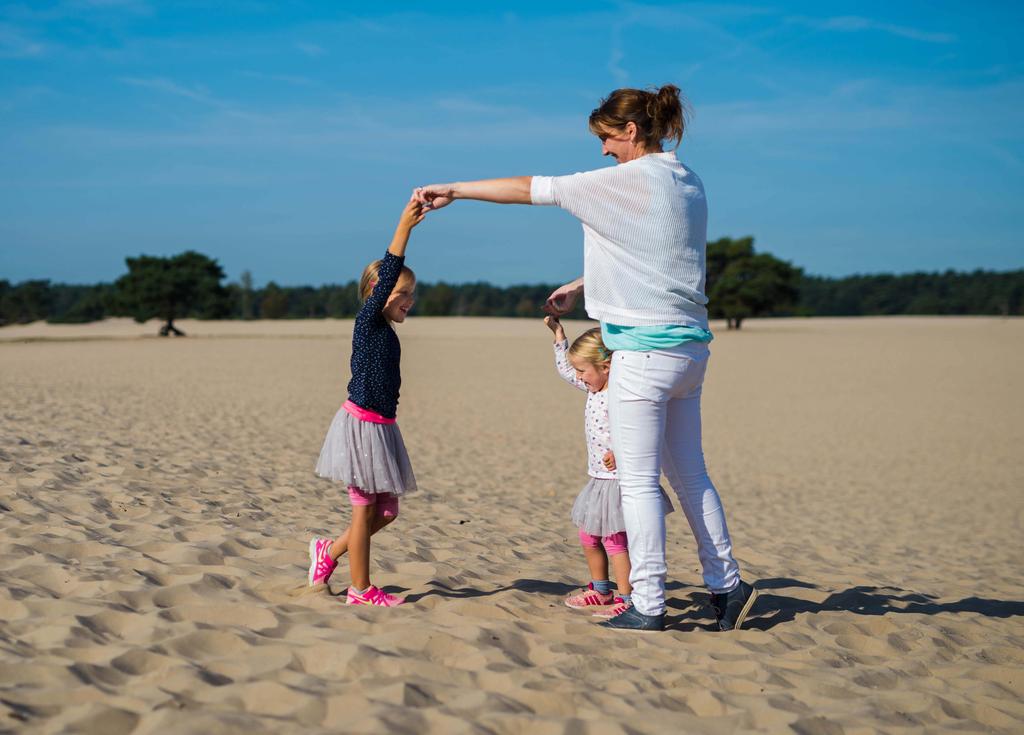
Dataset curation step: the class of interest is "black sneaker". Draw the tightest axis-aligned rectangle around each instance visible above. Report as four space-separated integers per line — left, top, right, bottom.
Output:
710 580 759 631
597 603 665 632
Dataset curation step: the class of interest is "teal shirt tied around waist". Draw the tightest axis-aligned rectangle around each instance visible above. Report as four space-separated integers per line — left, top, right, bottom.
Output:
601 322 714 352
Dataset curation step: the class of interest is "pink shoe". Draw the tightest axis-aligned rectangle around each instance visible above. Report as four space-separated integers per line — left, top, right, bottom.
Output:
346 585 406 607
564 583 615 609
308 537 337 586
592 598 630 618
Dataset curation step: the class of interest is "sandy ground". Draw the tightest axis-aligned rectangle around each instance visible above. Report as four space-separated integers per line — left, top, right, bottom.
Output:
1 316 1022 734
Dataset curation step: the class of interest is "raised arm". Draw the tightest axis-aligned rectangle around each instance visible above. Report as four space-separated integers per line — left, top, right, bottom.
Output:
545 317 587 391
415 177 533 210
362 199 423 318
387 197 425 257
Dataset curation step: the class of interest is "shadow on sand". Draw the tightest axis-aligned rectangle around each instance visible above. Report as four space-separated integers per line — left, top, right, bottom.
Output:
740 577 1024 632
397 576 1024 633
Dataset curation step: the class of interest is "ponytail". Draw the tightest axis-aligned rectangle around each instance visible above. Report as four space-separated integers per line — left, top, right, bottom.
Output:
588 83 690 150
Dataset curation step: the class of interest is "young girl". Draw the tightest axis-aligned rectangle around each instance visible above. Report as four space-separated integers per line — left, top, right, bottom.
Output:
306 197 424 607
545 317 674 618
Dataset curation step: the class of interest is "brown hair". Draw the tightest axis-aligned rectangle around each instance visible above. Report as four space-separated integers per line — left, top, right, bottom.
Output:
359 259 416 303
588 84 689 150
568 327 612 367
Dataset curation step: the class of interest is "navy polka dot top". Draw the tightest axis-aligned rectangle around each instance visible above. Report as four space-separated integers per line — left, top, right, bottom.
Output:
347 251 404 419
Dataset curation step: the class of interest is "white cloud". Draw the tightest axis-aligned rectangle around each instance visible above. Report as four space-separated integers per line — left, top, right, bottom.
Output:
694 77 1024 171
120 76 216 104
71 0 151 11
118 76 271 124
608 24 628 85
296 41 326 57
0 23 47 58
787 15 956 44
239 71 320 88
0 84 57 113
435 97 519 116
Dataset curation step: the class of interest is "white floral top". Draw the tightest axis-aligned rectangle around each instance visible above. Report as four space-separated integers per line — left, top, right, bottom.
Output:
554 339 616 480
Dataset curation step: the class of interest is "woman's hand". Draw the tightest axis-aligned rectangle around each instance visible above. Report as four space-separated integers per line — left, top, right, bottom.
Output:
543 315 565 341
602 450 616 472
414 184 456 211
544 278 584 316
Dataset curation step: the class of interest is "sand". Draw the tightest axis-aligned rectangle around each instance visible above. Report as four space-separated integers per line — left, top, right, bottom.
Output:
1 316 1022 734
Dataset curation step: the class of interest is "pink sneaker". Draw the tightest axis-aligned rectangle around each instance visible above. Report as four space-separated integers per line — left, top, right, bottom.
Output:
564 583 615 609
592 598 630 618
307 537 337 587
346 585 406 607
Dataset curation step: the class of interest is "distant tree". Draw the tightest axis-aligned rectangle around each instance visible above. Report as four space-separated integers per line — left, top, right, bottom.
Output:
7 255 1022 329
49 284 113 323
515 296 538 318
418 283 455 316
325 283 360 317
706 237 802 329
114 251 229 336
706 236 755 290
259 282 289 319
290 286 326 318
0 279 54 325
240 270 254 320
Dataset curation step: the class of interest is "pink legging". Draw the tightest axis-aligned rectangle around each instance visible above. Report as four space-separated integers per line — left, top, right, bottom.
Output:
348 485 399 518
578 529 628 556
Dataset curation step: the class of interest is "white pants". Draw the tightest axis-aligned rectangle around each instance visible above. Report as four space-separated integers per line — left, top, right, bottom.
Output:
608 343 741 616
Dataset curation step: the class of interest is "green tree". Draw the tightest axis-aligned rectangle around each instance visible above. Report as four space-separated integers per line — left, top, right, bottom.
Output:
0 279 54 325
114 251 229 336
515 296 538 318
259 282 289 319
49 284 113 323
706 237 802 329
325 283 360 317
418 282 455 316
240 270 254 320
706 236 755 289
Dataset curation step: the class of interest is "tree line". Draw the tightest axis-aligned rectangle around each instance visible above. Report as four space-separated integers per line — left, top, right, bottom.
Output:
2 238 1021 333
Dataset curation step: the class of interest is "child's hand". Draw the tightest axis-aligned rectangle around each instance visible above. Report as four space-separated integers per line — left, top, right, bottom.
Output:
398 196 426 231
602 450 616 472
544 315 565 341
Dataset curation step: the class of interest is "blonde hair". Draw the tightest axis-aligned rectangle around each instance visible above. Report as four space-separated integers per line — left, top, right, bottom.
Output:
568 327 612 367
588 84 690 151
359 259 416 303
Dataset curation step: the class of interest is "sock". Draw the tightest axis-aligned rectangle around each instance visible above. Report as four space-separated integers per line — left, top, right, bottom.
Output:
351 586 370 595
620 593 632 605
592 579 612 595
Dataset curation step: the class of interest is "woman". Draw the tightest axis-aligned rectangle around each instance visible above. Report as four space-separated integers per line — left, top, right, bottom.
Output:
415 84 757 632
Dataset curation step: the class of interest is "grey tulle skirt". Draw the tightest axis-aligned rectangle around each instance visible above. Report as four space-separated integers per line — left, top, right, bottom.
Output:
314 408 417 496
571 477 675 537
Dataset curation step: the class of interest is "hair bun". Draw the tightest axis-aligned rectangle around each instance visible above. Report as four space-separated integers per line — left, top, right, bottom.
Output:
657 84 680 103
590 84 688 150
647 84 680 122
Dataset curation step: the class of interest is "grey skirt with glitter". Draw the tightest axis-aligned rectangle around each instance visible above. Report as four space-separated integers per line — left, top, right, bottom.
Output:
570 477 674 537
314 407 417 496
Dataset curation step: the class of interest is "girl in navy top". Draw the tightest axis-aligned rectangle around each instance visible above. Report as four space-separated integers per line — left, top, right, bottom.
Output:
307 197 424 607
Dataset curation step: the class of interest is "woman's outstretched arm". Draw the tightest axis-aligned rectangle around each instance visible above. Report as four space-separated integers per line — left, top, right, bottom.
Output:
415 177 532 210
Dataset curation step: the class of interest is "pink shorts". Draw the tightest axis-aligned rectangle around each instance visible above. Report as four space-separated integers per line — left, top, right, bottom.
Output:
348 485 399 518
578 529 628 556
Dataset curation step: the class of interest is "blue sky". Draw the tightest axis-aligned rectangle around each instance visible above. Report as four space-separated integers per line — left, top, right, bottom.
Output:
2 0 1022 286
